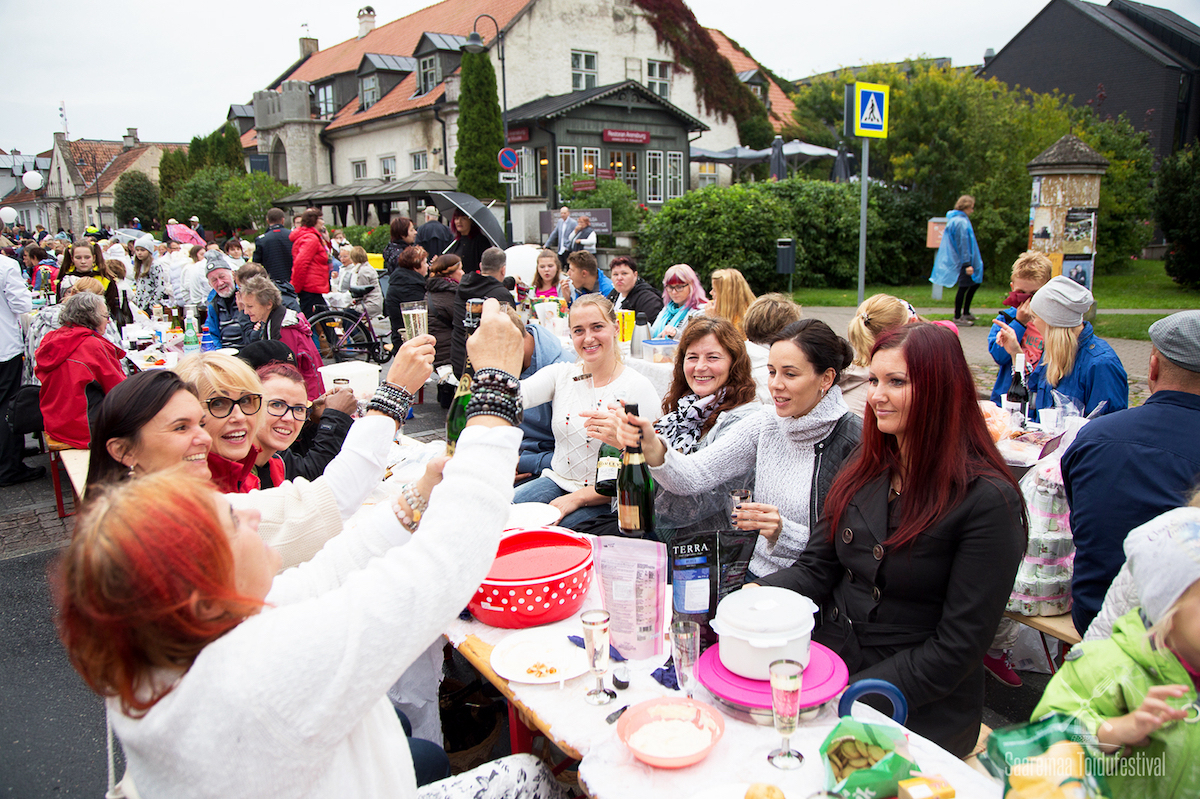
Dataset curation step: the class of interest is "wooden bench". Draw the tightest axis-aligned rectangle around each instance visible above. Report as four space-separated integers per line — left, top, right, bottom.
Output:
1005 611 1081 673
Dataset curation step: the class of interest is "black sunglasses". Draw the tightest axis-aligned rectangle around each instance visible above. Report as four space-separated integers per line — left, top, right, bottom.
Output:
204 394 262 419
265 398 311 421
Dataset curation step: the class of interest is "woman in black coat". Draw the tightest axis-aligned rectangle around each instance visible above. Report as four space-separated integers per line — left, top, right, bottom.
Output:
425 254 463 408
382 216 416 276
447 210 487 274
384 245 429 350
755 323 1026 757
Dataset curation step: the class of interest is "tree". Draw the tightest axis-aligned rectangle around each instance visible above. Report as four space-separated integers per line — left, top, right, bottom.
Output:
163 166 237 235
455 50 504 201
209 123 247 172
113 171 160 229
1154 143 1200 286
188 135 210 174
558 175 640 242
216 172 299 232
158 148 191 202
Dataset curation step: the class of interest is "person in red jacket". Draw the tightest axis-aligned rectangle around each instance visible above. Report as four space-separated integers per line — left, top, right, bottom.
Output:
289 207 331 318
35 293 126 449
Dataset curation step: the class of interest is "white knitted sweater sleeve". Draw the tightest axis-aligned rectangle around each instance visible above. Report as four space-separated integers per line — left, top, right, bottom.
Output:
650 410 763 494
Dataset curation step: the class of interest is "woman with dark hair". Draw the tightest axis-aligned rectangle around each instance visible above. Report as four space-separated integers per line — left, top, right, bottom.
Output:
289 207 331 317
752 323 1026 757
239 276 324 400
617 318 860 576
58 240 124 323
425 254 463 408
383 216 416 276
385 245 430 350
447 209 487 274
36 292 126 449
606 255 662 321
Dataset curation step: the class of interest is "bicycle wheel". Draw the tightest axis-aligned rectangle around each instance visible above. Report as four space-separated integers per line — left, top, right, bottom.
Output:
309 310 377 363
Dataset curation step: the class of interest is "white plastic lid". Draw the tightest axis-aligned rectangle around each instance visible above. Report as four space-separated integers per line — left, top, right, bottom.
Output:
712 586 817 641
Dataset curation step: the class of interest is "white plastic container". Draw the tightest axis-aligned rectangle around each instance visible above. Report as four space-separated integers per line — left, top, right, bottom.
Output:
709 586 818 680
317 361 381 395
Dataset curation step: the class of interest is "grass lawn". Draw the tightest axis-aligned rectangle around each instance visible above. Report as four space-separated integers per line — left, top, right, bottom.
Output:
792 259 1199 311
923 312 1166 340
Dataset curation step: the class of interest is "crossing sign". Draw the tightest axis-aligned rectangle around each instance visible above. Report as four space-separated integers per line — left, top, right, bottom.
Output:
853 82 889 139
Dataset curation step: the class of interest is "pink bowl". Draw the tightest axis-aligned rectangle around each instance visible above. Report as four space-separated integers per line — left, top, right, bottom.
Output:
617 697 725 768
469 527 593 629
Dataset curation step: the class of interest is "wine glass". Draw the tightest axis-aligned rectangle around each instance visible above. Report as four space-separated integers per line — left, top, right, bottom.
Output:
768 659 804 769
581 609 616 706
400 301 428 340
670 621 700 698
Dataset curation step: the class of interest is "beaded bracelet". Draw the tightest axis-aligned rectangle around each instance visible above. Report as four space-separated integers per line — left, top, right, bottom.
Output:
390 496 418 533
365 381 415 424
391 482 427 533
465 368 523 425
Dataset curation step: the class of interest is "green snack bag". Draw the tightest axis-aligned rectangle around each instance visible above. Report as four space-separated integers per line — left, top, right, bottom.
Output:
978 712 1112 798
819 717 917 798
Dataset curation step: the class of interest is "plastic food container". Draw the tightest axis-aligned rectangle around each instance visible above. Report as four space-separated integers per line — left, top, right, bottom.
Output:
642 338 678 364
709 586 818 680
317 361 381 395
468 527 594 628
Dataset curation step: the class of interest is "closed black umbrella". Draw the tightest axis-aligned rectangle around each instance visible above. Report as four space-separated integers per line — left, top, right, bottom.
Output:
768 135 787 181
831 145 853 183
428 191 508 249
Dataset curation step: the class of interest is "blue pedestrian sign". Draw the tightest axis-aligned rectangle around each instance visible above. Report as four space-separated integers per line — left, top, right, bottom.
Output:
853 82 889 139
498 148 519 170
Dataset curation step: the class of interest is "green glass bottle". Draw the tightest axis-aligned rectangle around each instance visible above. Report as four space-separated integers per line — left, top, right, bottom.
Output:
616 403 655 538
445 364 472 455
594 440 622 497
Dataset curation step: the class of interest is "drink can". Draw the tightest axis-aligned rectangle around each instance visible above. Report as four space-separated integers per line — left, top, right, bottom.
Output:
618 310 635 342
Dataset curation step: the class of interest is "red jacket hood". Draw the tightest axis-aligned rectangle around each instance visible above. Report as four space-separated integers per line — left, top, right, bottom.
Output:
35 325 124 371
290 226 322 245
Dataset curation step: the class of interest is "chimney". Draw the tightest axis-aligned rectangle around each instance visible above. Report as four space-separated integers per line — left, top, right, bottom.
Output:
300 37 319 58
983 48 995 67
123 127 139 149
357 6 376 38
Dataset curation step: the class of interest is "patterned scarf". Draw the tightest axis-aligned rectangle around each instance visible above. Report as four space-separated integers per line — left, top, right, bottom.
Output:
654 390 723 454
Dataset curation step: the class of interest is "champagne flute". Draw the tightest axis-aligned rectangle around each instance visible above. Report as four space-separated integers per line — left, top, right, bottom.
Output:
581 609 616 705
670 621 700 699
401 301 428 341
768 659 804 769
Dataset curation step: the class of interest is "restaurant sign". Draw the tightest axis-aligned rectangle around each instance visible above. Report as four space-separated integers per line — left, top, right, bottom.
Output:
602 129 650 145
572 179 597 192
596 168 617 180
507 127 530 144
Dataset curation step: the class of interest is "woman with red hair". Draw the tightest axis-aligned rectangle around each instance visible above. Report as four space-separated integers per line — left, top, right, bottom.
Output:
55 300 566 799
752 323 1026 757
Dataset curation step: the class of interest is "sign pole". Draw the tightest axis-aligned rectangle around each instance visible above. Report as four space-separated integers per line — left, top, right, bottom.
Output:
857 137 869 307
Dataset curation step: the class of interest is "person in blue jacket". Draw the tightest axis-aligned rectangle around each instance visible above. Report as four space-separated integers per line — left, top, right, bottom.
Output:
987 251 1051 406
930 195 983 326
996 275 1127 421
514 315 570 485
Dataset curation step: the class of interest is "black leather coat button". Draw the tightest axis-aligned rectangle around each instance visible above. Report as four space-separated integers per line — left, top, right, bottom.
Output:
841 528 853 544
872 544 885 560
872 586 882 602
846 568 855 583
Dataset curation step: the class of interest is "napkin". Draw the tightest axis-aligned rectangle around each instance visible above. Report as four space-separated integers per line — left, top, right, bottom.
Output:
567 635 626 662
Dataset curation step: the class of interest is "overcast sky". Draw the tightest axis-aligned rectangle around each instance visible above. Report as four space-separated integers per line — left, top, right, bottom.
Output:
4 0 1198 155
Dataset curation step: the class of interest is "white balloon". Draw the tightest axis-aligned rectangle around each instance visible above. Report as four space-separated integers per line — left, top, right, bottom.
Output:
504 243 541 287
22 171 44 191
0 207 17 224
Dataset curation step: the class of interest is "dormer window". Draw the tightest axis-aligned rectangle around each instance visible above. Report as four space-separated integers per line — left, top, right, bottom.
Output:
360 75 379 109
419 55 442 95
315 84 335 118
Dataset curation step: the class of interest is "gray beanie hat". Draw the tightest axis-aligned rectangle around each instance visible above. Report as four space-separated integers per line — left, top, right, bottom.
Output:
133 234 156 253
1030 275 1094 328
204 250 232 275
1125 506 1200 624
1149 310 1200 373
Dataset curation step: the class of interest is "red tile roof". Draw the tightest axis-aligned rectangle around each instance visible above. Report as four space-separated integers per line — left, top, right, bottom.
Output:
241 128 258 149
325 74 446 131
706 28 796 133
68 140 125 188
3 187 43 204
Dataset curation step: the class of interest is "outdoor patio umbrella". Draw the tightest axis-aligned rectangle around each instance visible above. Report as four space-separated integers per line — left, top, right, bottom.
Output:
768 136 787 181
428 191 508 249
111 228 143 244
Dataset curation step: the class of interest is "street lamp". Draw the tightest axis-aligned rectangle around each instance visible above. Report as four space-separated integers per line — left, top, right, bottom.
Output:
77 154 104 232
461 15 512 246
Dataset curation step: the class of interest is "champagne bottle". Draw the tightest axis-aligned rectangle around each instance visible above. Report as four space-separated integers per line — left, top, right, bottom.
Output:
594 439 621 497
617 403 655 538
1003 352 1029 424
446 298 486 455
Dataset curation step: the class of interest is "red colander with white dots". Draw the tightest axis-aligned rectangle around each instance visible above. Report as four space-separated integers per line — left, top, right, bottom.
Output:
469 527 594 628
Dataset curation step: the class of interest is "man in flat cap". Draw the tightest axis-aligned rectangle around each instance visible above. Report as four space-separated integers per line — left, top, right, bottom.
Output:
1062 310 1200 636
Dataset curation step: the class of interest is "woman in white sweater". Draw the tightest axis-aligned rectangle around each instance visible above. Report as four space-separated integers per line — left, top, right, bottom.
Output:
616 319 862 578
513 294 660 529
56 300 566 799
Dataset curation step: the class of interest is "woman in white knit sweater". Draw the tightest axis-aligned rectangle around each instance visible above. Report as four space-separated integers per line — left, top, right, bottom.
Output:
617 319 862 577
56 300 566 799
513 294 660 528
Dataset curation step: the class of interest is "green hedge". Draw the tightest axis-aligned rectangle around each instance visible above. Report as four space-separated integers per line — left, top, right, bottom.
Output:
341 225 391 254
638 178 929 293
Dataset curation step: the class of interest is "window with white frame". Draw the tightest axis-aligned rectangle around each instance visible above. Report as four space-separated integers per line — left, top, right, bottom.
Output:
572 51 597 91
516 147 537 197
646 151 664 203
360 75 379 109
419 55 441 95
315 84 335 118
352 160 368 179
749 83 765 102
558 146 578 181
667 151 684 198
697 160 717 188
610 150 638 195
411 151 428 172
380 156 396 180
647 61 671 100
582 147 600 176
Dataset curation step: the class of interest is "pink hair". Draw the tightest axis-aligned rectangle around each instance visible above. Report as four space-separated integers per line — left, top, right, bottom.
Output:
661 264 707 311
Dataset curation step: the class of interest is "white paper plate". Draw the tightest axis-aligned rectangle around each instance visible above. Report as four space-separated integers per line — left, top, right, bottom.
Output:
489 630 589 685
506 502 563 531
693 785 757 799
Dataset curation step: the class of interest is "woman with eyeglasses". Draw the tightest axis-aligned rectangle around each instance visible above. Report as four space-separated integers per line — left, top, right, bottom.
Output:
239 275 324 401
652 264 707 340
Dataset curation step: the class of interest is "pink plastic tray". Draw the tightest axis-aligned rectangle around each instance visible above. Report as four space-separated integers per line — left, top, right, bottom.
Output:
695 642 848 710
